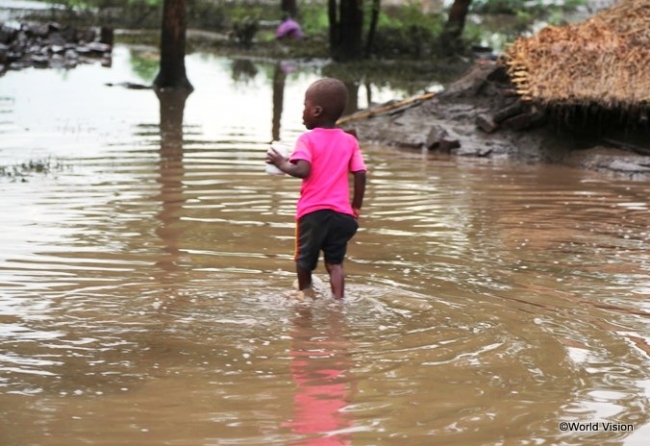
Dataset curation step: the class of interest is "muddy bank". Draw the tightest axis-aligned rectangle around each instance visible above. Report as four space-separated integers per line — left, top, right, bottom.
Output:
345 60 650 178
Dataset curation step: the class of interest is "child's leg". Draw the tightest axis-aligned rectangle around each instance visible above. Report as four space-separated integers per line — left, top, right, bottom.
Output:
325 262 345 298
294 212 324 292
296 263 312 291
322 213 358 299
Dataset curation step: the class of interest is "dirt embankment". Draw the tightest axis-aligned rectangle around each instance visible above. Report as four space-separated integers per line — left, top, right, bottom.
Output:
343 60 650 178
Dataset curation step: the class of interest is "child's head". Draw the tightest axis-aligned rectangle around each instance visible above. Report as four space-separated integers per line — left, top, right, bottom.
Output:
302 78 349 129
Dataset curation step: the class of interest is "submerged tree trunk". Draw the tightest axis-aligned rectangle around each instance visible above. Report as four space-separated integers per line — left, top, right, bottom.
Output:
154 0 193 91
440 0 472 54
329 0 364 62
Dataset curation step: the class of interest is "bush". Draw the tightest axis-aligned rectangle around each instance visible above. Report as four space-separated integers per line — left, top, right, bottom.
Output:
231 16 259 48
370 24 436 58
368 3 443 58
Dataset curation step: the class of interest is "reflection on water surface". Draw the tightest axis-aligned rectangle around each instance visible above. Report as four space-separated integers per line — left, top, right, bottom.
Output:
1 45 650 445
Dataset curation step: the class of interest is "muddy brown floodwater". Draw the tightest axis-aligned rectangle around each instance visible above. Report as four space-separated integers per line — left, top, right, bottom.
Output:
1 45 650 445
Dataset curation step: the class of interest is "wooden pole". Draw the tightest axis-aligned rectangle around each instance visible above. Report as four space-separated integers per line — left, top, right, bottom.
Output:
336 92 435 125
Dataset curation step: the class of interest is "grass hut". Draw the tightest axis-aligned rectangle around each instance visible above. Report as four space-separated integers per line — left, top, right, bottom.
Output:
503 0 650 111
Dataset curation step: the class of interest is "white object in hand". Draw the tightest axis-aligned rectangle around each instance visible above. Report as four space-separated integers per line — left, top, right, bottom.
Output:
266 142 291 175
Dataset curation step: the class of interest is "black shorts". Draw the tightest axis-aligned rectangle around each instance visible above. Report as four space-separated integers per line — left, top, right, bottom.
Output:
295 209 359 272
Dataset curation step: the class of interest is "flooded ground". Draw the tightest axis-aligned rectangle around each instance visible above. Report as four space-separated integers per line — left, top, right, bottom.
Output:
1 45 650 445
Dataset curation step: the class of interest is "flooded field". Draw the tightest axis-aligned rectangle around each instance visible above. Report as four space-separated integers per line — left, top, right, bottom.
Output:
1 45 650 445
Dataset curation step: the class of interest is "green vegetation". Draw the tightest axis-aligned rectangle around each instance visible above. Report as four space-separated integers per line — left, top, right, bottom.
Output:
25 0 587 59
369 3 444 59
37 0 228 30
300 3 329 36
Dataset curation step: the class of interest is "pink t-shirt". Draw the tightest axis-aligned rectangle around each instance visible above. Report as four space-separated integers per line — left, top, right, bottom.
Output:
289 128 366 220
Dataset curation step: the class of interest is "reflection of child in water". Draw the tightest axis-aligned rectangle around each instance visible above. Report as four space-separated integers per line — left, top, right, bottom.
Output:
284 306 352 444
275 15 304 40
266 78 367 299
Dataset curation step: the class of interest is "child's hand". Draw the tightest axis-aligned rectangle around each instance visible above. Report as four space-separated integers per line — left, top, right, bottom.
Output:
266 148 285 168
352 207 361 219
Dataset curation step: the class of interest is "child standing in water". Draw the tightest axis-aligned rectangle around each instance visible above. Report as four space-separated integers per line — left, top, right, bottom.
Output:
266 78 367 299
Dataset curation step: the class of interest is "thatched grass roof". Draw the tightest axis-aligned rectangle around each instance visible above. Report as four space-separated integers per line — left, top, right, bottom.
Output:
503 0 650 108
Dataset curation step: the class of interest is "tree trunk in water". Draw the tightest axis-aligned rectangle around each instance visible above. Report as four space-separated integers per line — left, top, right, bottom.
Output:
281 0 298 18
440 0 472 54
329 0 364 62
157 88 190 160
365 0 380 57
328 0 338 52
154 0 193 91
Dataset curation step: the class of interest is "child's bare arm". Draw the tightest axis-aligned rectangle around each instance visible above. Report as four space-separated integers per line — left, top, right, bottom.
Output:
351 170 366 217
266 149 311 178
282 159 310 178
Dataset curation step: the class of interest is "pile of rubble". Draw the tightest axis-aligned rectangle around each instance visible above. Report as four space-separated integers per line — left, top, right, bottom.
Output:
0 21 113 73
343 61 555 160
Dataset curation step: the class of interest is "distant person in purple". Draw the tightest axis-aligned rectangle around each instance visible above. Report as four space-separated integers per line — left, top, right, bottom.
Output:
275 15 304 40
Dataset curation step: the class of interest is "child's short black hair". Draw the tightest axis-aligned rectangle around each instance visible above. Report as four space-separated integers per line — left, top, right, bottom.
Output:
308 78 348 122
